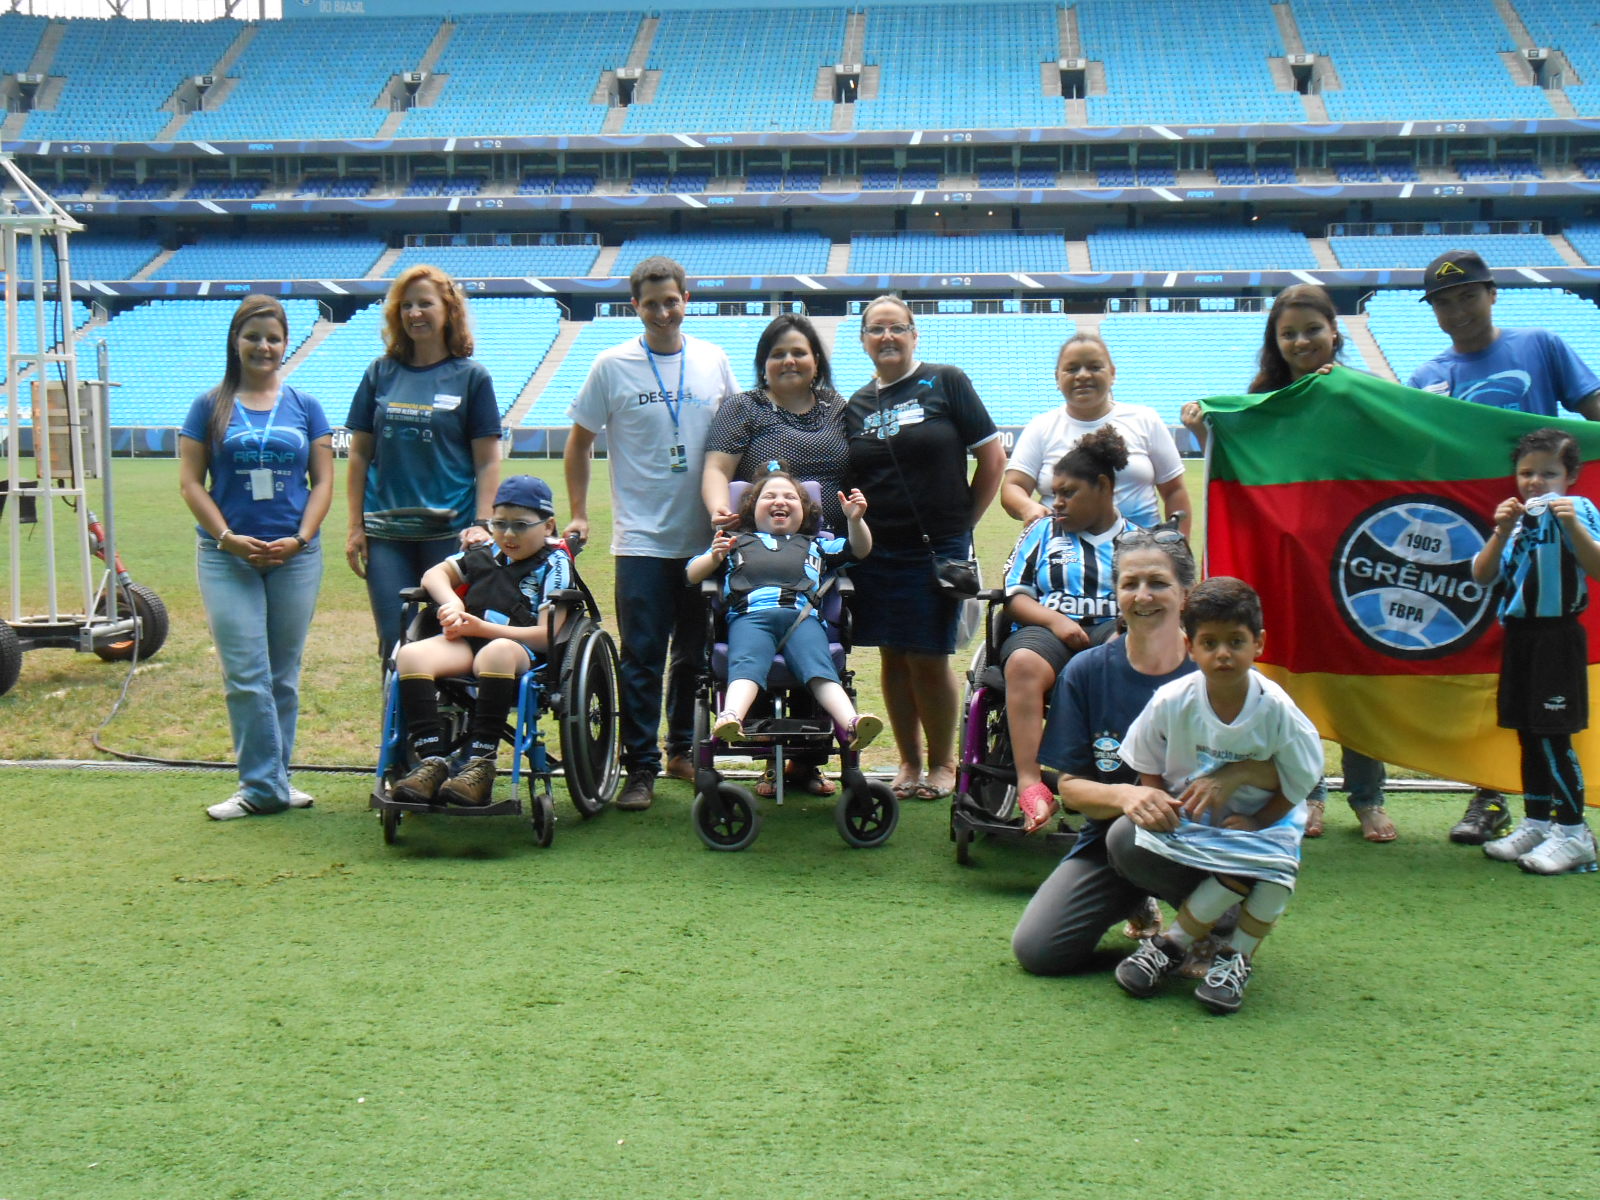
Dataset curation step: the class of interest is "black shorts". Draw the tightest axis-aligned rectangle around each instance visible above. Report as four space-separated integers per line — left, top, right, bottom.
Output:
998 619 1116 676
1498 617 1587 735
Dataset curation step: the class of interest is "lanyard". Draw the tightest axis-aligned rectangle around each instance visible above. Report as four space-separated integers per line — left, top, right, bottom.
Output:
236 390 282 469
642 338 685 437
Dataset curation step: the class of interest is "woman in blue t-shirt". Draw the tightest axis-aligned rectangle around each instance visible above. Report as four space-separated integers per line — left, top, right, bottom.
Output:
179 295 334 821
344 265 502 661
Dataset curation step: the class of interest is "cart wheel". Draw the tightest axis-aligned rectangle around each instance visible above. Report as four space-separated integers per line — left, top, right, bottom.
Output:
381 805 401 845
954 823 974 865
531 791 556 848
559 623 621 817
95 582 170 662
692 783 761 852
0 621 20 697
835 779 900 848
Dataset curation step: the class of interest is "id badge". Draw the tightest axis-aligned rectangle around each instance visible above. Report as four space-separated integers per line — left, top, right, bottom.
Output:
249 468 274 500
668 443 688 474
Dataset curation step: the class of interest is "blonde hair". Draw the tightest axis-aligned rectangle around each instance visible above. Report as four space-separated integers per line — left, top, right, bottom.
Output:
383 264 473 362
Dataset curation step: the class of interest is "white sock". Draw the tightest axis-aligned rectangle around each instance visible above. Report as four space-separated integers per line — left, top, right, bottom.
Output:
1517 818 1552 835
1554 822 1590 841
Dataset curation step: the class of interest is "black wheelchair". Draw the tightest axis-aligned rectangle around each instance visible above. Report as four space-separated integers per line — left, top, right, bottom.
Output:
686 486 898 852
370 541 621 846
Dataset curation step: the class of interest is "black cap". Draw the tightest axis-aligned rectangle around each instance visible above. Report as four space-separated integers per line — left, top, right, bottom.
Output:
1420 249 1494 302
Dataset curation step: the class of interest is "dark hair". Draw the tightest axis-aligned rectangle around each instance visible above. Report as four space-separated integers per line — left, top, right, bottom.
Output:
1513 426 1582 477
1056 331 1114 370
205 294 288 450
384 264 473 362
629 255 687 300
736 469 821 535
1054 424 1129 487
859 294 914 332
755 313 832 392
1249 284 1343 394
1113 530 1197 590
1181 576 1264 638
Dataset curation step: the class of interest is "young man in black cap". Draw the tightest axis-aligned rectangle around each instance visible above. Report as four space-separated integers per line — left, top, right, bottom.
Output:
1409 248 1600 843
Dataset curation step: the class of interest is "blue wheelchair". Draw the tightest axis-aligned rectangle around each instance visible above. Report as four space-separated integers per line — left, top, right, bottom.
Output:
370 545 621 847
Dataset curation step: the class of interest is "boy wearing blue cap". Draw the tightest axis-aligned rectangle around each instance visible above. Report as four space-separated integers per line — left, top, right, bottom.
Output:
391 474 574 807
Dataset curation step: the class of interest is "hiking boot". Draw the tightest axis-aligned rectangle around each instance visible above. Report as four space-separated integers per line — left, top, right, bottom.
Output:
616 769 656 812
392 756 450 805
1449 790 1511 845
1195 950 1253 1014
438 756 497 807
1114 935 1185 998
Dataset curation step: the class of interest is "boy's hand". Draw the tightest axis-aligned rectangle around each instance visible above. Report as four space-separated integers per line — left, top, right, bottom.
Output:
1549 496 1580 527
839 488 869 521
1494 497 1525 533
443 611 488 641
1123 786 1182 832
1220 813 1255 831
1050 614 1089 649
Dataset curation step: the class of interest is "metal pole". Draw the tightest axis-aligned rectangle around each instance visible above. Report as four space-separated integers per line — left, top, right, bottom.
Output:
28 223 59 621
3 220 19 624
96 340 117 626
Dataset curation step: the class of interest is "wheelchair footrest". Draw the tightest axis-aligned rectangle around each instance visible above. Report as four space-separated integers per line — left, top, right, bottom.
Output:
741 717 835 743
371 792 523 817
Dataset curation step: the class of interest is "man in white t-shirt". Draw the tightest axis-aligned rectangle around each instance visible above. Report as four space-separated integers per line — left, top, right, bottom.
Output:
564 257 738 810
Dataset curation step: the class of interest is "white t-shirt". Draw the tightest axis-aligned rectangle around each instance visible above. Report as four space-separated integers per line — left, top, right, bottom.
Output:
568 333 738 558
1119 669 1324 814
1005 400 1183 529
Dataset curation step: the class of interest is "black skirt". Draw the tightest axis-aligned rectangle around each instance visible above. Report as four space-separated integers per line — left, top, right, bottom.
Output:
1498 617 1588 735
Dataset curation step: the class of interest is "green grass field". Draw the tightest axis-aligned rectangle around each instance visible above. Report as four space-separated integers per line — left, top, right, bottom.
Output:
4 459 1599 1199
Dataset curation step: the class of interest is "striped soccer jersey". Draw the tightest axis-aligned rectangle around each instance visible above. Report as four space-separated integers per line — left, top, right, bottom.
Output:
1497 495 1600 620
1002 515 1132 630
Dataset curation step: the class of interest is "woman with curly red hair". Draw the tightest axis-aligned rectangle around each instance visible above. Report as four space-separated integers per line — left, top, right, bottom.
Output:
344 264 503 660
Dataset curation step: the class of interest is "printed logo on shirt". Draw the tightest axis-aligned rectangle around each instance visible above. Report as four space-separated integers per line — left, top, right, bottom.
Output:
1456 370 1533 410
1092 733 1122 774
1420 381 1452 395
862 401 926 440
432 393 462 411
634 388 707 407
1543 695 1568 712
1332 494 1496 660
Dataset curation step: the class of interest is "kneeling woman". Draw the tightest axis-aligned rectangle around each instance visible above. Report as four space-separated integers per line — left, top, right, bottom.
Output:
1001 426 1134 832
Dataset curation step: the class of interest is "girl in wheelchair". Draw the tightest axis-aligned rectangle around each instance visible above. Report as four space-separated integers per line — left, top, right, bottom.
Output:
391 475 573 807
1002 426 1135 832
686 469 883 752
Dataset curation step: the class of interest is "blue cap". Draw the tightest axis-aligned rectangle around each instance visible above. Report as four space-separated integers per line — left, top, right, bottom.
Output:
493 475 555 517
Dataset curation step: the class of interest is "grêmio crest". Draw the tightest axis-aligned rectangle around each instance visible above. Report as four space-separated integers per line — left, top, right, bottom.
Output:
1331 494 1497 661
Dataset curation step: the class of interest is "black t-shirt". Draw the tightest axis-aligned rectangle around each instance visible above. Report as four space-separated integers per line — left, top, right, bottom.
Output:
844 362 997 550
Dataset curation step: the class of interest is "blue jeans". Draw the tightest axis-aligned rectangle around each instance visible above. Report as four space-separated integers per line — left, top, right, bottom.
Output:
364 534 460 663
615 554 704 773
196 537 323 813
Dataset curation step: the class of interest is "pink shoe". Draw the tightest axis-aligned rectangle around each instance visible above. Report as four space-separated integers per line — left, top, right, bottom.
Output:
1018 782 1058 834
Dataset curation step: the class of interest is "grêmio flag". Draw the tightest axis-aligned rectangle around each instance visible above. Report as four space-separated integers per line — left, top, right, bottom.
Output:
1200 367 1600 804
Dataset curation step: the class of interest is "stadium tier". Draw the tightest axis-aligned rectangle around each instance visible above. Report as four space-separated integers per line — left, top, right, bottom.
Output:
385 243 601 279
855 3 1064 131
612 234 831 278
1087 225 1318 272
1515 0 1600 117
1329 233 1563 269
1291 0 1555 121
1565 223 1600 266
1 300 90 386
848 232 1068 274
272 302 385 415
152 235 387 282
1075 0 1305 127
1366 288 1600 386
1096 312 1265 422
7 235 161 282
180 18 438 141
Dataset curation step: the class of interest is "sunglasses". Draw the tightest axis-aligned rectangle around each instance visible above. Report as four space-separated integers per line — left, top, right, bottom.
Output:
485 519 547 536
1113 527 1188 548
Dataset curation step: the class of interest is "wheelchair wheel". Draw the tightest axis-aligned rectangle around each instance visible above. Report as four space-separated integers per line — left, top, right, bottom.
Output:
692 782 761 852
560 621 621 817
381 805 401 845
530 791 556 848
835 779 899 848
959 643 1017 821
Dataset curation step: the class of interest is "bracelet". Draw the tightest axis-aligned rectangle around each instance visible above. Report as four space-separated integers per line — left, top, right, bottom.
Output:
218 528 231 544
293 535 309 550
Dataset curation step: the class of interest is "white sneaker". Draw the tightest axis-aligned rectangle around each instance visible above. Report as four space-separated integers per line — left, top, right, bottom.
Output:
287 785 315 809
206 793 262 821
1518 825 1599 876
1484 820 1549 862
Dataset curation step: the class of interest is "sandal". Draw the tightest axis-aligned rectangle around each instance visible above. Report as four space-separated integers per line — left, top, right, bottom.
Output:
1018 782 1058 834
756 764 838 798
712 711 744 743
1122 896 1163 941
1358 805 1398 843
921 767 957 800
847 713 883 751
1304 797 1325 838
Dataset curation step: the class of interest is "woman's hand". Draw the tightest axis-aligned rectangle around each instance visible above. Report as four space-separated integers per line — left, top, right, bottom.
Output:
1176 774 1232 824
345 526 368 578
839 488 869 521
1180 402 1204 433
221 530 272 562
710 506 741 531
460 524 493 550
1123 785 1182 832
248 536 305 567
1050 614 1089 650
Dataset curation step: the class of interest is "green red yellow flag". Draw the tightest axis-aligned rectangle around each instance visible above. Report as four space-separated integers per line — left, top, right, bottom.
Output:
1200 367 1600 802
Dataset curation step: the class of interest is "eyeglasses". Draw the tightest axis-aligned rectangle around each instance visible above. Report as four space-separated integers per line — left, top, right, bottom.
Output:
485 519 546 536
863 323 913 337
1113 527 1188 548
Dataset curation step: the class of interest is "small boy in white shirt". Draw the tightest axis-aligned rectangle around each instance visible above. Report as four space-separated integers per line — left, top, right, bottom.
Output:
1113 576 1324 1013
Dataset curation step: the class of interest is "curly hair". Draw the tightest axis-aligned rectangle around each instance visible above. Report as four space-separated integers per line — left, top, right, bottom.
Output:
383 263 473 363
735 468 821 535
1055 424 1129 485
1250 284 1343 394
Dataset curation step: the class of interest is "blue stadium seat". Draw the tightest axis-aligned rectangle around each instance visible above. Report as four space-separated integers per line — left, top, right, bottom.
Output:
1329 233 1561 269
1367 288 1600 384
1087 225 1317 271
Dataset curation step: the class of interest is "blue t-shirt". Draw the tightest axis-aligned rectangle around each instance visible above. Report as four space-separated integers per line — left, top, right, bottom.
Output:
1497 495 1600 620
1038 638 1197 860
346 356 501 541
1408 328 1600 418
180 384 331 541
1001 515 1131 632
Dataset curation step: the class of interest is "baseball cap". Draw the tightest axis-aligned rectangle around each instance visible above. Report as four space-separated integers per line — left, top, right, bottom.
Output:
493 475 555 517
1420 249 1494 302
